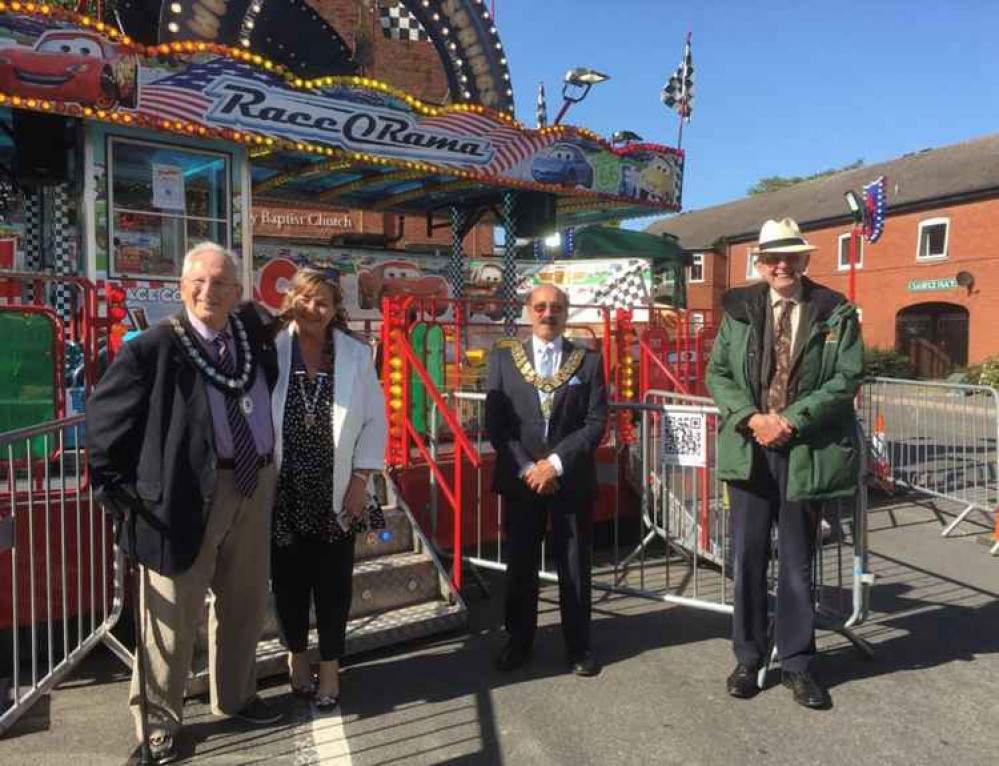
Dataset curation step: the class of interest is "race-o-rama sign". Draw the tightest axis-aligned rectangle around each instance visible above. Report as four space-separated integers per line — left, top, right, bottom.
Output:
207 79 495 164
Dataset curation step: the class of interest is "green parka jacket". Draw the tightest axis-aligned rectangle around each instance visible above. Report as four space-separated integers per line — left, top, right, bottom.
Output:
705 278 864 501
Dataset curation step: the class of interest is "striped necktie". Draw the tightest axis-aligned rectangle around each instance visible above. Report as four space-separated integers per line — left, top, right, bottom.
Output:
213 335 258 497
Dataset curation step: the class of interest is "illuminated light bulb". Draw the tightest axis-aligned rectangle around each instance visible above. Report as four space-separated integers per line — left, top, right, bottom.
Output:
170 2 181 11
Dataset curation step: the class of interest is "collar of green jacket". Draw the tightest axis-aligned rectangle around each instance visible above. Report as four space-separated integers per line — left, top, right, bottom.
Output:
721 277 850 327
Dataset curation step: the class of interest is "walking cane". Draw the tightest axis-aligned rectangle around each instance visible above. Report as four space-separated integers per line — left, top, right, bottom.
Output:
108 494 151 766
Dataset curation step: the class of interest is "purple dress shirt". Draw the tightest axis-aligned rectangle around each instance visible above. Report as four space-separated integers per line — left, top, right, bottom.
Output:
186 310 274 460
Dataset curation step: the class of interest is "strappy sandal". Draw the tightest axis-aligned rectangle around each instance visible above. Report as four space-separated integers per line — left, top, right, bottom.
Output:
290 673 317 698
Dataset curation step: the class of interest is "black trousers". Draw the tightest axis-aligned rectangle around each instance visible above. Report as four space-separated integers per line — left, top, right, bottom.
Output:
272 536 355 662
502 488 592 659
728 446 820 673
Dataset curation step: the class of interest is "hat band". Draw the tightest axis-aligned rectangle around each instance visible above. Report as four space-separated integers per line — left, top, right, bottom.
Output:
759 236 808 251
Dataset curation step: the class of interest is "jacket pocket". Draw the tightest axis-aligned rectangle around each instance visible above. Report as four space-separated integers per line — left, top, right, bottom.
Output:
788 432 859 501
135 479 162 502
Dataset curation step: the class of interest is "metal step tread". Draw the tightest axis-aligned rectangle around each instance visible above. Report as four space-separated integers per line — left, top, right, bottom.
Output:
353 550 430 574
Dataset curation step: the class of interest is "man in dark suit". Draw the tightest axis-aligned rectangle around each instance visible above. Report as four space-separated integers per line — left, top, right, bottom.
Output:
87 243 281 764
485 284 608 676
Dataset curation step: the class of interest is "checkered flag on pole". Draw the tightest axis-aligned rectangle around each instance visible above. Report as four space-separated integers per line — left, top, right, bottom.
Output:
591 261 650 309
378 2 430 42
536 82 548 128
661 34 694 122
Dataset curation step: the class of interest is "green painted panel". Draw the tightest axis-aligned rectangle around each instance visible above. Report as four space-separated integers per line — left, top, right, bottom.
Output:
410 323 427 435
0 312 57 459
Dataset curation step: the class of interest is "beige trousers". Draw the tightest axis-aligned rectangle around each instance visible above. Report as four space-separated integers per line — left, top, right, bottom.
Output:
130 465 276 740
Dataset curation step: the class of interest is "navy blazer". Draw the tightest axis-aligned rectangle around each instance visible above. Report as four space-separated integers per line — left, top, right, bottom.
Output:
86 302 278 575
484 337 608 502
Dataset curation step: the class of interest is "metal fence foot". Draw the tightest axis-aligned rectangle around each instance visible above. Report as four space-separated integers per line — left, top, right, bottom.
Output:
830 624 875 659
941 503 976 537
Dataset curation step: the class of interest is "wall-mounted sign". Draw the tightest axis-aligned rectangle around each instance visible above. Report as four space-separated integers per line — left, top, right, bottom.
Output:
251 204 356 240
908 277 958 293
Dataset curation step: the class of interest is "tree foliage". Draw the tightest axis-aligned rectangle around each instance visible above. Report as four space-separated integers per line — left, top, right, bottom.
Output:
747 160 865 196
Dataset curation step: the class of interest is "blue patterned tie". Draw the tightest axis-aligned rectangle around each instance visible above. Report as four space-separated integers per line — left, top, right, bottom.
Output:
214 335 258 497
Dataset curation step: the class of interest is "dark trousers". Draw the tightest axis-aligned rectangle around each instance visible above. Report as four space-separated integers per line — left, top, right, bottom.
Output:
272 537 355 662
502 489 592 659
728 446 820 673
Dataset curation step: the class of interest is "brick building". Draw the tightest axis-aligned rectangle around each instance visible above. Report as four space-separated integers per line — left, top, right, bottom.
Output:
649 133 999 373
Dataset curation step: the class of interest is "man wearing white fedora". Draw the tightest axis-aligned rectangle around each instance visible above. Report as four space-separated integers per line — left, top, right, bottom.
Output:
706 217 864 709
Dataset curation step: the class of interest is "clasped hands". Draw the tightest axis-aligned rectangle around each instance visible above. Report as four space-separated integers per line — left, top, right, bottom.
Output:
523 459 560 496
747 413 795 448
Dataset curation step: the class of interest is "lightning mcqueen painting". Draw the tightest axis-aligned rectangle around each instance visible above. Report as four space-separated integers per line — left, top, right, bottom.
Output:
0 29 138 109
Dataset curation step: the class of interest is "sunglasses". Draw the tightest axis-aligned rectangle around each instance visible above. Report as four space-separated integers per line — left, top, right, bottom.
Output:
531 302 566 314
757 253 807 267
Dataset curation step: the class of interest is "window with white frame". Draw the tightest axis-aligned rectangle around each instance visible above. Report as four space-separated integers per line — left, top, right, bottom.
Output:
837 232 864 270
917 217 949 260
745 248 758 280
688 253 704 283
108 138 231 279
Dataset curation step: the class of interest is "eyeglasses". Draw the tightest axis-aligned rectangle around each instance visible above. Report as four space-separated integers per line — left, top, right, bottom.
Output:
531 302 566 314
185 278 239 292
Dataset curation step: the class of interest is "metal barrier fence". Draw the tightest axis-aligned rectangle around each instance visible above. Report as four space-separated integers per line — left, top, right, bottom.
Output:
421 391 873 652
0 416 127 736
860 377 999 548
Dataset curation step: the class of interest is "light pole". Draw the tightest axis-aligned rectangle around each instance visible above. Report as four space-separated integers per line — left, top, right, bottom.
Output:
843 190 865 304
553 67 610 125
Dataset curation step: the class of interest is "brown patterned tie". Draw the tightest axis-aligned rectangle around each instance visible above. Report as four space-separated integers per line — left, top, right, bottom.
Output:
767 300 793 414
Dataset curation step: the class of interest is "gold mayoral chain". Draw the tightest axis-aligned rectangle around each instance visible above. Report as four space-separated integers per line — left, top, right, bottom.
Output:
509 343 586 419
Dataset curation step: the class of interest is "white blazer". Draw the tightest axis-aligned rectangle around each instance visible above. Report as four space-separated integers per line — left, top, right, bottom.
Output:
272 324 387 513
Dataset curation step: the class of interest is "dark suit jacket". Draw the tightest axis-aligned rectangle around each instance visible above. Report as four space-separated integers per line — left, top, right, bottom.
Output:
86 302 278 576
485 337 608 504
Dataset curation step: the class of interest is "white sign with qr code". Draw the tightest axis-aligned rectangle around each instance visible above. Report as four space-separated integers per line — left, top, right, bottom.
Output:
660 413 707 467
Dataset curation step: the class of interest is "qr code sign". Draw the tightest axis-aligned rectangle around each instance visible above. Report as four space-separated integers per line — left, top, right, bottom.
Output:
660 413 706 467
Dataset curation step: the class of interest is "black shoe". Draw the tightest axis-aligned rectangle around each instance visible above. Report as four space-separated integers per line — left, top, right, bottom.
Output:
781 670 831 709
726 663 760 699
569 650 599 677
236 695 284 725
495 643 531 672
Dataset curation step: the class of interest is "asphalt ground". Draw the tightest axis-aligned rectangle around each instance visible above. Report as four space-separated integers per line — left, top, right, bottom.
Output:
2 494 996 766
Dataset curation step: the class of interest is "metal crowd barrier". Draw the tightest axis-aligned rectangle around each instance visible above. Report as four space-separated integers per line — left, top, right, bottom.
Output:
860 377 999 546
0 416 127 736
424 391 873 648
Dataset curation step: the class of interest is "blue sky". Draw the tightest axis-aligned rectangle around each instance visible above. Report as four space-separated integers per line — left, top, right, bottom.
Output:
495 0 999 225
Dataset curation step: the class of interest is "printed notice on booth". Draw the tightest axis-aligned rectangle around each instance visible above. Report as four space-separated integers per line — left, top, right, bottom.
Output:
660 413 707 467
152 164 185 211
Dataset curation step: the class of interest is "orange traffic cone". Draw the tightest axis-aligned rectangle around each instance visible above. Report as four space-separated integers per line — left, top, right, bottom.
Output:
871 413 892 490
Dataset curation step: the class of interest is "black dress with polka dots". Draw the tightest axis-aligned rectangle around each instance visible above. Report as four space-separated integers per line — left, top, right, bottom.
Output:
273 337 350 547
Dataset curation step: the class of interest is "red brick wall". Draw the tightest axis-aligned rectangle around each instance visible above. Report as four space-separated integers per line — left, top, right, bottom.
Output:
699 197 999 364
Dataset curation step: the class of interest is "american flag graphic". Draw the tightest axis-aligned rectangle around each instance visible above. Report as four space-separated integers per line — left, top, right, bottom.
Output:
418 112 552 174
139 58 274 125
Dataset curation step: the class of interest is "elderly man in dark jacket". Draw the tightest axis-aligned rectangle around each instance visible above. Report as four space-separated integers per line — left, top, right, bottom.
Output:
706 217 864 710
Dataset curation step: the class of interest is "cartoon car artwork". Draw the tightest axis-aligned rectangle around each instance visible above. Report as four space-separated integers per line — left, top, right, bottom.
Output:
638 155 677 203
0 30 139 110
465 263 506 320
356 260 449 316
531 143 594 188
619 164 641 198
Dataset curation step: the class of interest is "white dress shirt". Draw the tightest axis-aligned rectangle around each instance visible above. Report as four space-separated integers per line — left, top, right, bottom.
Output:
520 334 564 477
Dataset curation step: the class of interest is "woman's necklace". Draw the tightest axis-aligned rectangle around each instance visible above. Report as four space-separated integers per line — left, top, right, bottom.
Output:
295 370 327 429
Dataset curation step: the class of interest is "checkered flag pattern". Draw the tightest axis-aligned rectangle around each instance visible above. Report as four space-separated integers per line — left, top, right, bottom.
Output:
536 82 548 128
52 184 75 324
21 188 42 303
591 261 650 309
378 2 430 42
448 207 466 299
661 36 694 122
499 192 519 335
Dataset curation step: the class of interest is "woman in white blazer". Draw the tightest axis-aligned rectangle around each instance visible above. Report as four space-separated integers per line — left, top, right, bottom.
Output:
270 269 386 712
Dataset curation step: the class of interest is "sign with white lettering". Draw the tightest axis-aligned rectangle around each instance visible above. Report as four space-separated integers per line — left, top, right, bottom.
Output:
251 204 356 239
908 277 958 293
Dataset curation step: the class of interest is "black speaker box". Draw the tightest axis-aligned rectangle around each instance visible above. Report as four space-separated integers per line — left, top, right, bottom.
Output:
512 191 558 239
13 112 75 186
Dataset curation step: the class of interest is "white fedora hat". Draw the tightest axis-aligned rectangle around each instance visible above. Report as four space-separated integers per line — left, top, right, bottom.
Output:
754 217 817 254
